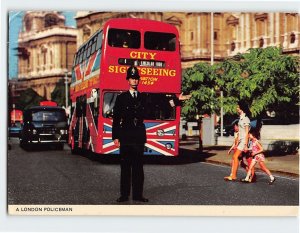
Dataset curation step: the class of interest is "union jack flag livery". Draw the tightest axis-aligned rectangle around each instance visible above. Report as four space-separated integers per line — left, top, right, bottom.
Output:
102 120 177 156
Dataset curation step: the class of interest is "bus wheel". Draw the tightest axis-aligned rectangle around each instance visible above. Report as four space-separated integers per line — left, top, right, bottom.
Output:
70 137 77 154
57 143 64 150
20 139 27 150
71 140 78 154
71 146 78 155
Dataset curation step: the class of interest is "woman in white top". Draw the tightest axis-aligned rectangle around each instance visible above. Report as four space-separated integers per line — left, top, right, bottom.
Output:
224 100 251 181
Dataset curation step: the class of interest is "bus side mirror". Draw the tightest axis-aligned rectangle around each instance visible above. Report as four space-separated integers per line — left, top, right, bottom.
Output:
91 89 98 108
94 98 98 108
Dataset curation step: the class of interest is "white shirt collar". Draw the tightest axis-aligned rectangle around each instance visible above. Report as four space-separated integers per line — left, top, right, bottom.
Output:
240 113 246 120
129 90 138 97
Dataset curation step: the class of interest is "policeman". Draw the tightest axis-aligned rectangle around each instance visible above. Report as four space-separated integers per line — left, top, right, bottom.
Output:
112 66 148 203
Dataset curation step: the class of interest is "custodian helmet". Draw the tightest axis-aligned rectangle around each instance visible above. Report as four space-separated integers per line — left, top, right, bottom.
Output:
126 66 140 80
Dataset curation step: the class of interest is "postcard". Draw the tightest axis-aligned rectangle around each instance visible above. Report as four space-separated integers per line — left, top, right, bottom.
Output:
2 1 300 233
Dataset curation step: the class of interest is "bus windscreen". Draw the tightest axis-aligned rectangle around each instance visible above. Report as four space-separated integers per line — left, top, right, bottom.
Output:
103 92 176 120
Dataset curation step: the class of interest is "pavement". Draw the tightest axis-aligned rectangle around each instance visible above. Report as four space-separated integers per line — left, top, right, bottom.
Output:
180 137 299 177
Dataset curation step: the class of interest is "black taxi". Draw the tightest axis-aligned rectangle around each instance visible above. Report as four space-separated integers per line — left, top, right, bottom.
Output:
20 106 68 150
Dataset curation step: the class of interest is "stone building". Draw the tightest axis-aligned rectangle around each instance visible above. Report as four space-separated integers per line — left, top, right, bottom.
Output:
14 11 77 101
75 12 299 69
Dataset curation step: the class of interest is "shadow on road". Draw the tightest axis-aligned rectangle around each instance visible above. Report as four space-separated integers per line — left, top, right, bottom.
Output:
84 147 218 165
19 143 64 151
143 148 212 165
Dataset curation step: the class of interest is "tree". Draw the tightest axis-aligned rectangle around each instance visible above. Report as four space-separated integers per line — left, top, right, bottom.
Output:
51 79 69 107
219 47 299 120
181 62 218 150
181 62 218 120
16 88 45 110
181 47 299 147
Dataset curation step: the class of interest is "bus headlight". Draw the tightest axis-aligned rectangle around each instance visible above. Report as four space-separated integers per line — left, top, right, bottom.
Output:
165 143 172 150
157 129 164 136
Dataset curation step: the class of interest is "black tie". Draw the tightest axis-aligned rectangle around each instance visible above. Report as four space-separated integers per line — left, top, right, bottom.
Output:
133 91 137 98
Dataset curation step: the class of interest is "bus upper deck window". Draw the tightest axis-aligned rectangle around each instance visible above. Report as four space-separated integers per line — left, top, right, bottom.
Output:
79 49 84 63
91 36 97 54
96 31 103 51
87 40 93 57
108 28 140 49
144 32 176 51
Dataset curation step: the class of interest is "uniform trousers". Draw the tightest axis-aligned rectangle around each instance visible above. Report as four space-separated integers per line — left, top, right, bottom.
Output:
120 144 144 199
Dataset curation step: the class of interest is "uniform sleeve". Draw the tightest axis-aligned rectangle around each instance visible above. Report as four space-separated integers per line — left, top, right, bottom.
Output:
112 94 122 140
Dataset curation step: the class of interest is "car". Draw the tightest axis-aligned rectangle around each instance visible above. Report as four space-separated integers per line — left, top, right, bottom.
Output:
215 125 230 136
215 119 239 137
19 106 68 150
8 122 22 137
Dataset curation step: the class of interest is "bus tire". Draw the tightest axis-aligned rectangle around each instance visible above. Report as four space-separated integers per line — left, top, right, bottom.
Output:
57 143 64 150
71 147 78 155
19 138 27 150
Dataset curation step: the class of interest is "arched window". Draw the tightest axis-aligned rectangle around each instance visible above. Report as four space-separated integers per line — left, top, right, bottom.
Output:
50 51 53 68
230 42 236 51
43 52 46 66
290 33 296 44
41 45 47 69
259 38 264 48
25 16 32 32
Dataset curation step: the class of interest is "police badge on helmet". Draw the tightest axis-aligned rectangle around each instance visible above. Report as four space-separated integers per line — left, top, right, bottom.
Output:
126 66 140 80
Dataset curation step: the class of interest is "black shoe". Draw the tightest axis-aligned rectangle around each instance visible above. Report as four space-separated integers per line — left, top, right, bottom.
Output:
116 196 129 202
133 197 149 202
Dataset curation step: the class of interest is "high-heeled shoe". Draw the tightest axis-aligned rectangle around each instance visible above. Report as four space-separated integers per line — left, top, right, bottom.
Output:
240 178 251 183
224 176 237 182
269 177 276 185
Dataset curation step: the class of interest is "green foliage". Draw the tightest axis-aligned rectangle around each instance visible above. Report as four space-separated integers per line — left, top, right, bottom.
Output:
16 88 45 110
182 47 299 120
182 62 219 121
51 79 69 107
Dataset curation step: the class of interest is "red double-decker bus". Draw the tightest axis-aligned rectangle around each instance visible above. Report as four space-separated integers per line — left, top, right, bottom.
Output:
69 18 181 156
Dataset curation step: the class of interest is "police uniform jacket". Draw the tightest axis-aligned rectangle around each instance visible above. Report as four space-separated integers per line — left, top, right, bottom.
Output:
112 91 146 145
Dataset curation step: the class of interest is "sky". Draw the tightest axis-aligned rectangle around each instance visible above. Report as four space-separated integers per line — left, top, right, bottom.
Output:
8 11 76 79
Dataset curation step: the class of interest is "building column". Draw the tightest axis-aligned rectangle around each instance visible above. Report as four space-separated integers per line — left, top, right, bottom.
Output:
235 24 239 51
54 42 60 70
59 42 63 69
296 15 299 47
28 47 33 74
283 14 288 47
246 13 251 48
269 13 274 45
32 46 36 75
241 13 244 51
197 15 201 52
62 42 67 69
276 13 280 45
